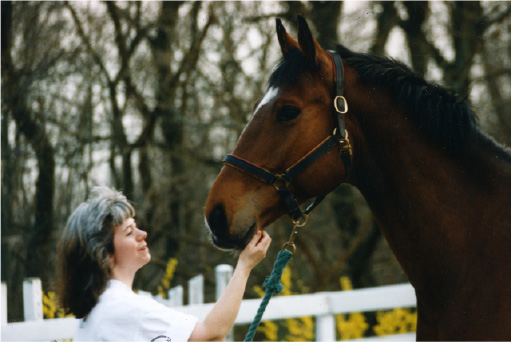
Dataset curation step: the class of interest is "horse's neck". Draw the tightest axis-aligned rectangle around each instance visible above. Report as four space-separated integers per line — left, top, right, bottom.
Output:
351 114 510 300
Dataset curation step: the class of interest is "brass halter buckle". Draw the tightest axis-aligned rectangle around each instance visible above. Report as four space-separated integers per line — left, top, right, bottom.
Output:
281 214 309 256
339 132 352 156
332 128 353 156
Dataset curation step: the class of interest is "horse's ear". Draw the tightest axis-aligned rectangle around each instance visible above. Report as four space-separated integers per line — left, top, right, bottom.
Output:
297 15 324 66
276 18 299 55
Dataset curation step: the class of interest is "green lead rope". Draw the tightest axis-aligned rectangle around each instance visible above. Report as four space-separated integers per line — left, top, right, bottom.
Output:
243 249 293 342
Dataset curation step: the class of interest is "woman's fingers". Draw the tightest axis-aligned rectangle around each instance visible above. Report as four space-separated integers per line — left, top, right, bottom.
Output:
238 230 272 270
257 231 271 249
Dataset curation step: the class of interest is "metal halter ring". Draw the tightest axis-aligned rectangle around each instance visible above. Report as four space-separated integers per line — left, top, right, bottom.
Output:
272 175 290 191
292 214 309 228
334 95 348 114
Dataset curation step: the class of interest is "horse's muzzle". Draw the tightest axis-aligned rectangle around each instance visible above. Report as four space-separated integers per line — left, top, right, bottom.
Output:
206 204 256 250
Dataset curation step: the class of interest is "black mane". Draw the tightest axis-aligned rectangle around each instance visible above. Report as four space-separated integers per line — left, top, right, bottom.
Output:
336 45 510 159
267 45 509 159
337 44 481 154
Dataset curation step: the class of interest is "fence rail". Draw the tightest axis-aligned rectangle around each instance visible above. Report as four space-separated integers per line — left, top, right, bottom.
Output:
1 265 417 341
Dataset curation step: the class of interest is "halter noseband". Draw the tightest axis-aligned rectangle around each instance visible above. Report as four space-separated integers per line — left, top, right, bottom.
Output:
222 50 351 222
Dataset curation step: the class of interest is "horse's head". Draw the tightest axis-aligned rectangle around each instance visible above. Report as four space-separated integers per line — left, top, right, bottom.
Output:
205 16 351 249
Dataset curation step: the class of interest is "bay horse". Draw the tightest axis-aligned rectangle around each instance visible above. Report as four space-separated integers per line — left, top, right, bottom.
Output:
204 16 510 341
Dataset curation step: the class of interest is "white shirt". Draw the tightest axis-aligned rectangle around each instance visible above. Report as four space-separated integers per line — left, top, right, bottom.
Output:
74 279 198 342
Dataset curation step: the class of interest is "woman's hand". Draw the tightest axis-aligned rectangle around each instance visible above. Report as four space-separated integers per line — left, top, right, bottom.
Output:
237 230 271 272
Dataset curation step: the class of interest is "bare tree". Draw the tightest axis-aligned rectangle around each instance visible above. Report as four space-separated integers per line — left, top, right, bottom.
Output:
1 1 82 320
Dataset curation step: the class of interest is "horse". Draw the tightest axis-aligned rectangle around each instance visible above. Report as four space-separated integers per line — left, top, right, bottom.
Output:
204 16 510 341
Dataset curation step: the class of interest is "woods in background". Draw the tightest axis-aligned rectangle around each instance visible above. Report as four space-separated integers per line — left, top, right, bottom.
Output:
2 1 510 326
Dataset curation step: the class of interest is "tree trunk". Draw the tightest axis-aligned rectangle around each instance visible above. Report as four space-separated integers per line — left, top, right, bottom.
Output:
447 1 485 96
371 2 399 56
310 1 342 48
402 2 429 76
2 0 55 320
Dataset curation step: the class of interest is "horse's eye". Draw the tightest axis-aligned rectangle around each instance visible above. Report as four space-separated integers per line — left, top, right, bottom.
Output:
276 106 301 122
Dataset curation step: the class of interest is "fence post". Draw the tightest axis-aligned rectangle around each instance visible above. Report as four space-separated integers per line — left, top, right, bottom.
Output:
188 274 204 305
2 282 7 324
215 264 233 299
215 265 234 341
316 314 336 342
169 285 183 307
23 278 43 321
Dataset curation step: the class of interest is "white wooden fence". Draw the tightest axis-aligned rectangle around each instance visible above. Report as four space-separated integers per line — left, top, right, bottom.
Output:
1 265 417 341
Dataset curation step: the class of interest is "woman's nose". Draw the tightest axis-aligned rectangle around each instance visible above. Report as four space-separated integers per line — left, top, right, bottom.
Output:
136 228 147 240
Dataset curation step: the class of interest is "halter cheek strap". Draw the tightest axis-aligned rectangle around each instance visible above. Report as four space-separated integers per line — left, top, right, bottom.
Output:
328 50 348 131
328 50 352 176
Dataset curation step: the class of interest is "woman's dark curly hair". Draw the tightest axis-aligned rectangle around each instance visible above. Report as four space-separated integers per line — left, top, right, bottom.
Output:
57 186 135 318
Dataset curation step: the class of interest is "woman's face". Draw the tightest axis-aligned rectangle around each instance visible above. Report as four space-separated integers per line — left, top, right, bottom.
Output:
111 217 151 274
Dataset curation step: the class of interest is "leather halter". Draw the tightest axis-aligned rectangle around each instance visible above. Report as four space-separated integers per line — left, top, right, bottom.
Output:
222 50 352 221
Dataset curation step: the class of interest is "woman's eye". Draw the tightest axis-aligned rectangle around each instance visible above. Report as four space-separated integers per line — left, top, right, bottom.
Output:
276 106 301 122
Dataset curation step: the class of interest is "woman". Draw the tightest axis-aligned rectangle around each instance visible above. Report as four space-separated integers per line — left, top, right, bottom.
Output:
57 186 271 341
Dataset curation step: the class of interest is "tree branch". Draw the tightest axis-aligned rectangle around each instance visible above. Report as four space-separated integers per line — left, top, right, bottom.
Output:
65 1 112 83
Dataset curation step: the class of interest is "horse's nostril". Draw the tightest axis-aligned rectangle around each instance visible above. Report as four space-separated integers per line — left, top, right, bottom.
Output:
208 204 228 237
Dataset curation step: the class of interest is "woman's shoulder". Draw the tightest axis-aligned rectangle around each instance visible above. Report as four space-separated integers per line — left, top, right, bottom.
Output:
99 280 167 314
101 280 136 300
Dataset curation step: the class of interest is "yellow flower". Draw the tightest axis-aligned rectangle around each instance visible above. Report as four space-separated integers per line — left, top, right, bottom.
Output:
336 277 369 340
286 316 315 341
43 291 73 319
340 276 353 291
159 258 178 299
337 312 369 340
258 320 279 341
374 308 417 336
253 266 314 341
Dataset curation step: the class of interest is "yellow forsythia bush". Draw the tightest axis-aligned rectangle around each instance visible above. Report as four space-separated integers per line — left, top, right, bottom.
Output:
253 267 314 341
42 291 73 319
374 307 417 336
158 258 179 299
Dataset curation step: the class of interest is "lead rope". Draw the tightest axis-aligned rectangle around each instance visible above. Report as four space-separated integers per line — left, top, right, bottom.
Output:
243 216 308 342
243 249 292 342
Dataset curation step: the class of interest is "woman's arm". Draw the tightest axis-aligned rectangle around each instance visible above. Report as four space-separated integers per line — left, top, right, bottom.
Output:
189 230 271 341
